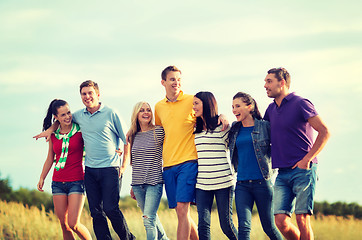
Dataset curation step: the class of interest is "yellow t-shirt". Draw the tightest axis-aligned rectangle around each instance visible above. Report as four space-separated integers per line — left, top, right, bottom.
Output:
155 91 197 167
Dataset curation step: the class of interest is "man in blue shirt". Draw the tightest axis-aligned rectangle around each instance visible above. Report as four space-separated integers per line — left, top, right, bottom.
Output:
264 68 330 240
35 80 135 240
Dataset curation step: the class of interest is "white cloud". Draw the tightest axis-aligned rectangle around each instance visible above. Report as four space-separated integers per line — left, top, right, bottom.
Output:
1 8 51 25
167 10 362 45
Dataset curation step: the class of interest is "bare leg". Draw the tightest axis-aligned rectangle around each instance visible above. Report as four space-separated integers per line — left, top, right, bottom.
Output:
53 195 75 240
175 202 199 240
67 194 92 240
275 214 300 240
296 213 314 240
189 216 198 240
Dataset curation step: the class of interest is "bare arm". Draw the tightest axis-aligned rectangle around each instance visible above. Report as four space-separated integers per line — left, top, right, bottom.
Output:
120 143 131 176
218 114 229 131
293 115 330 169
33 121 59 142
37 140 55 192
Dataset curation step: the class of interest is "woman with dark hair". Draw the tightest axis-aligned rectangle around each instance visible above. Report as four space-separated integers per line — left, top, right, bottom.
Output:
37 99 91 240
228 92 282 240
193 91 237 240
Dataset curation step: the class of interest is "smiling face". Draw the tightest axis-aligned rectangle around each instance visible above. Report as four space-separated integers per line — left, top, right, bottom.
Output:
137 103 152 126
80 86 100 111
161 71 181 99
232 98 252 122
54 104 72 127
193 97 203 118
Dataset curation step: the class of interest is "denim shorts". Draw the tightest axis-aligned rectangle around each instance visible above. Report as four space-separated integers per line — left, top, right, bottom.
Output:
274 164 318 216
51 180 85 196
163 161 197 208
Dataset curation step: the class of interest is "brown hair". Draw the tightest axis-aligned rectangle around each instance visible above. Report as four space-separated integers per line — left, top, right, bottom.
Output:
233 92 262 120
161 66 181 80
194 91 219 134
267 67 291 88
79 80 100 94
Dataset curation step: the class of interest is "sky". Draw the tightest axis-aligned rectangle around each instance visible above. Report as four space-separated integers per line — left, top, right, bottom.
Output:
1 0 362 204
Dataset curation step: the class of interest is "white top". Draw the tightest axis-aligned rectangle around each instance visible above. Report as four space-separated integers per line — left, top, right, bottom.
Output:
194 125 235 190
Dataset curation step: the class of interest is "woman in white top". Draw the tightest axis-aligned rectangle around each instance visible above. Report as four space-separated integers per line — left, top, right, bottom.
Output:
193 91 237 240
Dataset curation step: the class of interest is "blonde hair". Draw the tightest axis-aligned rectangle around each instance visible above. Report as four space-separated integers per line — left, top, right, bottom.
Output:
128 101 155 146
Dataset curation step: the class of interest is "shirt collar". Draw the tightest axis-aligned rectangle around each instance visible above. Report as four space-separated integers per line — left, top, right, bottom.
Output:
164 90 184 102
285 92 296 101
83 102 104 114
273 92 296 106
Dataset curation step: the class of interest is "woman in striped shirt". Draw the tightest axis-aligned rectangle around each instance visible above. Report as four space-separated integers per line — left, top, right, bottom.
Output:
193 91 238 240
127 102 168 240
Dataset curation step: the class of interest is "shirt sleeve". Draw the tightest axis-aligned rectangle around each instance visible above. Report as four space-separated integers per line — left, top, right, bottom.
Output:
154 105 162 126
263 105 271 121
265 120 271 139
112 110 127 145
221 126 230 145
72 109 81 124
156 126 165 146
300 99 318 121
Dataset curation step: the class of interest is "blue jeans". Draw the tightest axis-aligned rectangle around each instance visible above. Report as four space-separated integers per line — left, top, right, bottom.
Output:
51 180 85 195
235 179 283 240
274 164 318 216
195 186 237 240
84 167 135 240
132 184 168 240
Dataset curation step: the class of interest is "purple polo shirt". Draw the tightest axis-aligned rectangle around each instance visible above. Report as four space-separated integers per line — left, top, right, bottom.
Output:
264 92 318 168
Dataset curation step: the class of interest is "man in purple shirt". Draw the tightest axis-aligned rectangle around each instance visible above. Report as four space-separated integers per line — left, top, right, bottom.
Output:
264 68 330 240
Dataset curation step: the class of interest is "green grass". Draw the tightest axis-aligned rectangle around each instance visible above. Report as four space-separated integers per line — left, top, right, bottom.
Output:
1 200 361 239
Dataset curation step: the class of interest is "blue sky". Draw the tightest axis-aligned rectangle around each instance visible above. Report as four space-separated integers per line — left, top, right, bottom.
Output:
1 0 361 204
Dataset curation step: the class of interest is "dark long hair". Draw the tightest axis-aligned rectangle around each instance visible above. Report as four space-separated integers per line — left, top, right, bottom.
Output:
233 92 262 120
194 91 219 134
42 99 68 131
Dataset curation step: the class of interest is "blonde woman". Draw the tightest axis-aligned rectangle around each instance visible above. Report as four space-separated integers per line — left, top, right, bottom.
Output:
127 102 168 240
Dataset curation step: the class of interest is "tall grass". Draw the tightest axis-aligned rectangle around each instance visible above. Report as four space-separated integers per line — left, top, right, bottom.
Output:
0 200 94 240
1 200 361 239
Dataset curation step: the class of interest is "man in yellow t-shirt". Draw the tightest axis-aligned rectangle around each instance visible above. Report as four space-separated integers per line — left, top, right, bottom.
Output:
155 66 199 240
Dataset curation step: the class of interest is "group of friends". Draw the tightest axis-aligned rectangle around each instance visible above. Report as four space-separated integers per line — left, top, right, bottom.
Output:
34 66 330 240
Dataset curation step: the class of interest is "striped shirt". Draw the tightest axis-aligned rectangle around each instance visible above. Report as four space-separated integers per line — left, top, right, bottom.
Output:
131 126 165 186
194 125 235 190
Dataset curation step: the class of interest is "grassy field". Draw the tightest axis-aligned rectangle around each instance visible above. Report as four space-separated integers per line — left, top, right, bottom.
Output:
1 200 362 239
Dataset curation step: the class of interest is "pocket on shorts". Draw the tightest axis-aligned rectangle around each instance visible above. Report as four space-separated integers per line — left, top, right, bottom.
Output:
187 178 197 185
296 166 312 172
73 180 84 185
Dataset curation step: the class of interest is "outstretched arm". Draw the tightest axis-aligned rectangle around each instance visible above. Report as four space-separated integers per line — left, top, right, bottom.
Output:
33 121 59 142
293 115 330 169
